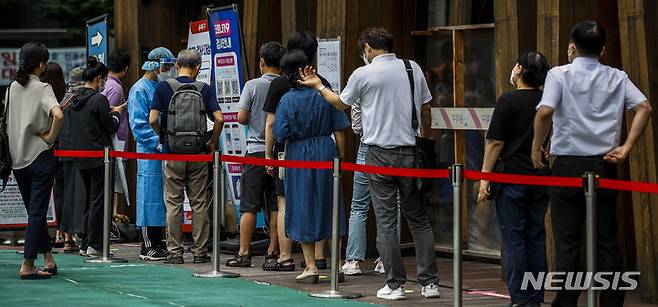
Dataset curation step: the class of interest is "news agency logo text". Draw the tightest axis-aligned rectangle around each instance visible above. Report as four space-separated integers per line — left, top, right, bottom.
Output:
521 272 640 291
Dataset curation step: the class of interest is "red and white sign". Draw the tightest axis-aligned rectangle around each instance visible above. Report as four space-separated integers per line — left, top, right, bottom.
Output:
0 174 57 229
431 107 494 130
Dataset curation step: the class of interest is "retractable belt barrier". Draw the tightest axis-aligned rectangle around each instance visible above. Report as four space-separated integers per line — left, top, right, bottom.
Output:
54 149 658 306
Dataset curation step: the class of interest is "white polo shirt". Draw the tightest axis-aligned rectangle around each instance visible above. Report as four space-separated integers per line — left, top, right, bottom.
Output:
537 57 647 156
340 54 432 149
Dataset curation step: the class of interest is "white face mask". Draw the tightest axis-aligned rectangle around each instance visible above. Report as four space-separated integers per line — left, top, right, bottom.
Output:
509 69 516 87
157 69 173 81
361 53 370 65
567 44 576 63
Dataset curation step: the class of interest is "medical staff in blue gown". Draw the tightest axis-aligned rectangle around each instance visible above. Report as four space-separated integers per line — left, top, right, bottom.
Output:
128 47 175 261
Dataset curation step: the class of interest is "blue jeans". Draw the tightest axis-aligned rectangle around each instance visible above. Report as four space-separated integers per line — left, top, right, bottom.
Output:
496 183 549 304
345 143 400 262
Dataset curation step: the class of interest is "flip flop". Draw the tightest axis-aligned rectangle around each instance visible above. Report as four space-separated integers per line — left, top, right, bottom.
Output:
263 258 295 271
20 269 51 280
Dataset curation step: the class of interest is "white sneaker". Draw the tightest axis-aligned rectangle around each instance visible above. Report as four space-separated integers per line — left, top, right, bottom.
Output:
374 257 385 274
342 260 362 276
377 284 406 300
421 283 440 298
86 247 113 258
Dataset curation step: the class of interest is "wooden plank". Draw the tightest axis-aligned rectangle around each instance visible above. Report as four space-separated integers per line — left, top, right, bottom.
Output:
242 0 259 79
452 30 468 248
618 0 658 303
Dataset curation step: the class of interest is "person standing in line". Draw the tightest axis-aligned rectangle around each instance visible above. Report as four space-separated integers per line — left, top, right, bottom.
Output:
273 50 349 283
532 21 651 307
128 47 175 261
39 62 67 249
68 57 125 257
298 27 440 300
7 42 64 279
226 42 285 268
262 31 334 272
101 49 131 225
342 101 401 276
58 66 85 254
150 49 224 265
477 51 551 307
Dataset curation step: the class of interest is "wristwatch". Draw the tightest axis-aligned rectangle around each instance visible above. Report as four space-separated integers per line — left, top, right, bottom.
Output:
316 85 327 94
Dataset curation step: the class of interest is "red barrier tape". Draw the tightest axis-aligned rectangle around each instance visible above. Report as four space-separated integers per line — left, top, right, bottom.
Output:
54 150 658 194
464 170 582 188
342 162 450 178
111 151 212 162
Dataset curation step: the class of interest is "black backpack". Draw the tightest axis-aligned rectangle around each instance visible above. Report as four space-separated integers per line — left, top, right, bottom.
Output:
0 82 14 192
165 79 208 154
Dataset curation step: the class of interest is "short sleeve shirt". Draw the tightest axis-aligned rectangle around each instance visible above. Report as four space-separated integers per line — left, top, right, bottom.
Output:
238 73 278 153
262 75 332 114
151 76 219 152
537 57 647 156
6 75 60 169
101 75 129 141
487 89 543 174
340 54 432 148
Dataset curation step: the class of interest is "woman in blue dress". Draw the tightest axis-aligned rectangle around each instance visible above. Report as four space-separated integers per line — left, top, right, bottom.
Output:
274 50 349 283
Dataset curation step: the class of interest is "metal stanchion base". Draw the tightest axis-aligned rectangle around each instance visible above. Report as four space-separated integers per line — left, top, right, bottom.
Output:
84 257 128 263
193 270 240 278
309 290 362 299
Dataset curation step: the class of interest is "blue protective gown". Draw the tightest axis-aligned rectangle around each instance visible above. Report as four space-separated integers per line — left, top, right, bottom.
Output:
128 77 166 227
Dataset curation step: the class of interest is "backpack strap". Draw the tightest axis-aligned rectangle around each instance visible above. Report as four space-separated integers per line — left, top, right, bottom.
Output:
165 78 184 92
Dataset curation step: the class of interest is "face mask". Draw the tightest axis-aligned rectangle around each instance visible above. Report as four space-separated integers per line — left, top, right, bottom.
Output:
361 53 370 65
567 44 576 63
157 69 173 81
509 69 516 87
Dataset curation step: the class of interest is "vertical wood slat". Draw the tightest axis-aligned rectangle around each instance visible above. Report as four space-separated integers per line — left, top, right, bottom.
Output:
451 29 469 248
618 0 658 303
242 0 259 79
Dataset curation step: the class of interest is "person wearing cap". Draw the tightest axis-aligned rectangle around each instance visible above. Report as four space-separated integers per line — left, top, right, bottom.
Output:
127 47 175 261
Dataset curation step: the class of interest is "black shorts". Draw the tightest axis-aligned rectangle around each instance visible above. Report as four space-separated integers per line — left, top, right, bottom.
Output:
240 152 277 214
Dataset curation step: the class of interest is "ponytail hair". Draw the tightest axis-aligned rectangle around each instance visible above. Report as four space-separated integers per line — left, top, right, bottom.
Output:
82 56 109 82
280 50 309 88
15 42 49 86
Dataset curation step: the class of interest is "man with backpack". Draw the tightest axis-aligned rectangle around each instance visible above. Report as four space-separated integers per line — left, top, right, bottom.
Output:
149 49 224 264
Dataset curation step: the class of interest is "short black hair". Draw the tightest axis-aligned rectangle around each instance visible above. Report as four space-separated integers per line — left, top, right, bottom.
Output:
286 31 318 62
569 20 606 56
358 27 393 53
280 50 309 87
82 56 109 81
517 51 550 88
260 42 285 69
107 49 131 73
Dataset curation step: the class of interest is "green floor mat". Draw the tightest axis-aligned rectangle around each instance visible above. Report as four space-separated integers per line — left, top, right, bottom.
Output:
0 250 374 307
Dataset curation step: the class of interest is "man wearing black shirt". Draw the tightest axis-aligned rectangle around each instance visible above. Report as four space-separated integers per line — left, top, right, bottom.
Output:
262 31 332 271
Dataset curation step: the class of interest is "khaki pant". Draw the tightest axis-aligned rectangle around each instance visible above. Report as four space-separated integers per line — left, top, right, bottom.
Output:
164 161 210 257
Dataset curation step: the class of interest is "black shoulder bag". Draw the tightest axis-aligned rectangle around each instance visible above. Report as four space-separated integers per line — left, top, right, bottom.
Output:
488 120 534 199
0 82 14 192
403 59 435 193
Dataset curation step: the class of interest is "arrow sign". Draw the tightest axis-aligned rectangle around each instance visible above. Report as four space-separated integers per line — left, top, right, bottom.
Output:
91 31 103 46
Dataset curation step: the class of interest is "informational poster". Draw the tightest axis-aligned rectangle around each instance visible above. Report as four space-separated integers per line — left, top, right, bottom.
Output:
317 37 342 94
86 14 108 64
187 19 213 86
0 47 86 86
208 5 248 215
0 174 56 229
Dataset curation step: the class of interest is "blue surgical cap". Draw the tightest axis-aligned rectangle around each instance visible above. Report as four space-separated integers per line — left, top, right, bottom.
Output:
141 47 175 71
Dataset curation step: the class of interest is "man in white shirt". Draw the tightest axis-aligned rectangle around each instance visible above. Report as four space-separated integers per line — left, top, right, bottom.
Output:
299 27 439 300
532 20 652 307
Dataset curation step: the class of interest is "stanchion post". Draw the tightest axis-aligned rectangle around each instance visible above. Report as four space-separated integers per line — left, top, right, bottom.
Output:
452 164 463 307
584 172 598 307
194 151 239 278
309 157 361 299
85 146 127 263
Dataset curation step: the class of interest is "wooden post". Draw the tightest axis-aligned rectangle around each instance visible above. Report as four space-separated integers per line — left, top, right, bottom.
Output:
618 0 658 302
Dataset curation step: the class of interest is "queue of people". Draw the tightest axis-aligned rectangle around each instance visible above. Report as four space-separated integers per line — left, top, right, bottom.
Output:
2 20 652 306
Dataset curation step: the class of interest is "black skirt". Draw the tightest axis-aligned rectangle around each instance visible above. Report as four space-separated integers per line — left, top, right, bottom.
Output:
58 161 88 234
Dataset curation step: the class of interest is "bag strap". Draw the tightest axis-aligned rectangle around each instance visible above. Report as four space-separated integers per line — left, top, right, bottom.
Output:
2 81 13 124
165 78 184 92
403 59 419 132
500 119 534 160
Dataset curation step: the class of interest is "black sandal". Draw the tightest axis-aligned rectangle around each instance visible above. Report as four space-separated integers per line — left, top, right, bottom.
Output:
42 265 58 276
226 253 252 267
20 269 51 280
263 258 295 271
